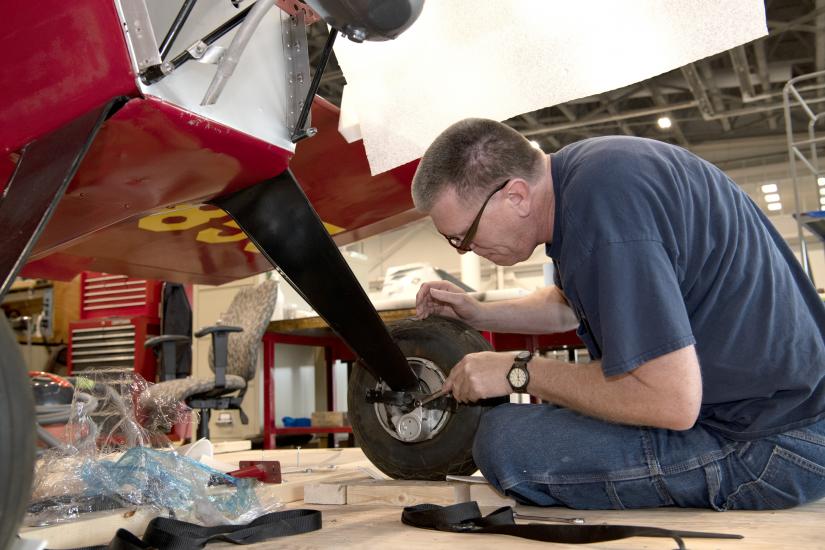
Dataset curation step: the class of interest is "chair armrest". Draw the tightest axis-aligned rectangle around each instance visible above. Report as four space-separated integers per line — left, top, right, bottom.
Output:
144 335 192 382
194 326 241 389
144 334 192 349
194 325 243 338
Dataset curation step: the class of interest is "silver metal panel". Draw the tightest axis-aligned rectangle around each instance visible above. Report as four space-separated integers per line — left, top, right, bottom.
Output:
85 287 149 297
73 340 136 348
73 347 136 356
84 302 147 311
281 11 310 133
85 281 147 290
73 355 136 364
84 295 146 304
139 1 295 152
72 325 136 334
84 274 129 283
115 0 162 71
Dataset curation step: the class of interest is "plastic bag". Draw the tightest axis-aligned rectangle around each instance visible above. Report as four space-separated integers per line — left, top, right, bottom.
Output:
26 369 279 527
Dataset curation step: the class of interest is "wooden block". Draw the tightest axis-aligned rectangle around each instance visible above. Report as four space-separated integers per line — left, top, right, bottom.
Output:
311 411 349 427
345 480 468 506
304 479 349 505
256 468 359 505
304 472 374 505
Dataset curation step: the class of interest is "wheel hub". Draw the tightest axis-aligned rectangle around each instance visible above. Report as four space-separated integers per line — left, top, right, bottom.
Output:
373 357 450 443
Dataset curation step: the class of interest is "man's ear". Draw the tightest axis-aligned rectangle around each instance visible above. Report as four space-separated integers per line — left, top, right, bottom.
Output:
506 179 532 217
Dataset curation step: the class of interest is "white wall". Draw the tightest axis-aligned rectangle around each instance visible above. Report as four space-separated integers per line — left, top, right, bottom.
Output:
272 344 317 422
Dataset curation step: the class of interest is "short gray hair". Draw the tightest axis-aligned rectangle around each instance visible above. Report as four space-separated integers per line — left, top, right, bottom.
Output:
411 118 544 212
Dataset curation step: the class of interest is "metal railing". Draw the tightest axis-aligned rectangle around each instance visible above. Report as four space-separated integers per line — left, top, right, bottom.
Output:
782 70 825 281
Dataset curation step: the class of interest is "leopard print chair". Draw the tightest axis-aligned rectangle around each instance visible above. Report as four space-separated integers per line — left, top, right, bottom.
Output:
141 279 278 438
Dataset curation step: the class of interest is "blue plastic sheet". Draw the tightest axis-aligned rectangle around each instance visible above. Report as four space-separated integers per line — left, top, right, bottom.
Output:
81 447 259 519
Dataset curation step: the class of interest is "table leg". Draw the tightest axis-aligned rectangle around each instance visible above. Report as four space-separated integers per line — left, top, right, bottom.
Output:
263 336 277 449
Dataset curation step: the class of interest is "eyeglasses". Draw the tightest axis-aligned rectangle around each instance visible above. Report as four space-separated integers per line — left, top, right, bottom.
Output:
445 179 510 252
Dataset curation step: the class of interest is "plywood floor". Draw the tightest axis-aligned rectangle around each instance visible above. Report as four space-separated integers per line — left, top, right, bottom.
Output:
231 500 824 550
211 448 825 550
24 448 825 549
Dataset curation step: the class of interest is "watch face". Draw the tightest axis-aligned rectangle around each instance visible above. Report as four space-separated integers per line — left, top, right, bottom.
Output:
509 367 528 388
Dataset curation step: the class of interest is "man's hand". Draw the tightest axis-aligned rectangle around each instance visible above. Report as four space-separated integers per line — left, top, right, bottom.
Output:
415 281 484 326
443 351 515 403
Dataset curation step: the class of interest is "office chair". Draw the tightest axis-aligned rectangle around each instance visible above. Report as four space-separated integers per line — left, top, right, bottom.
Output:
142 279 278 439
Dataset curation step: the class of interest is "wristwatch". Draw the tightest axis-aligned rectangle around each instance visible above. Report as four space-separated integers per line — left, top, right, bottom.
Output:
507 350 532 393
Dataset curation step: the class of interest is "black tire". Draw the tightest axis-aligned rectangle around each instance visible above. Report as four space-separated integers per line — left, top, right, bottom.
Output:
348 315 495 480
0 312 36 549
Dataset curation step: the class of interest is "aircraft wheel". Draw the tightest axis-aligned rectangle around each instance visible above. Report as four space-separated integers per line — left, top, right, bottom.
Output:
348 316 500 480
0 312 35 549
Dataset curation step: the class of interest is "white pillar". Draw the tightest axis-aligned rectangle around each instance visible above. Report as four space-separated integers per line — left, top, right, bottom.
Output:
543 262 555 287
496 265 505 290
460 252 482 291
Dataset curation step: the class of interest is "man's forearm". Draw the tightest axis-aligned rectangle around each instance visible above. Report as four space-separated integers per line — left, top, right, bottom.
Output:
476 286 578 334
525 348 702 430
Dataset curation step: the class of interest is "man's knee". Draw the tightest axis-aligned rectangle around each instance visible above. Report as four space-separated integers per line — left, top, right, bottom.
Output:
472 404 525 482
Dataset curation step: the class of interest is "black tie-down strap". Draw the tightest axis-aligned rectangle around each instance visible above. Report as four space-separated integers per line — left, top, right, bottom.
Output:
58 509 322 550
402 502 742 549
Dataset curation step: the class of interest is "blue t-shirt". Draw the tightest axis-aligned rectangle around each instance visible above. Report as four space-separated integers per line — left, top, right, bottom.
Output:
546 136 825 439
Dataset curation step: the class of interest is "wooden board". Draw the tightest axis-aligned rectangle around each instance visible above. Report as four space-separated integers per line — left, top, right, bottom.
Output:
212 439 252 454
304 472 375 505
346 480 471 507
223 448 374 470
303 474 515 507
253 468 363 505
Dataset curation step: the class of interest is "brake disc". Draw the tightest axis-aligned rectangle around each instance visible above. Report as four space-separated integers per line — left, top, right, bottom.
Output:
372 357 451 443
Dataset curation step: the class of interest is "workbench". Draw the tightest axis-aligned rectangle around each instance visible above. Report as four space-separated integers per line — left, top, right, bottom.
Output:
22 448 825 549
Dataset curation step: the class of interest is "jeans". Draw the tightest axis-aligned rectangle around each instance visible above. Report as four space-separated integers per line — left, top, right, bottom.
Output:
472 404 825 510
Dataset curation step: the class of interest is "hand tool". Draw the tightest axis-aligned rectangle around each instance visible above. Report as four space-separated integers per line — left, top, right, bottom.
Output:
413 388 449 408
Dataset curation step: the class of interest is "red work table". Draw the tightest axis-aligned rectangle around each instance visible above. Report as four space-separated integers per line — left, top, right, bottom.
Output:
262 309 583 449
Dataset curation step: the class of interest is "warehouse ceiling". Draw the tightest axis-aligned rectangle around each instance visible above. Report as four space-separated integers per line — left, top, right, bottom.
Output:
307 1 825 242
308 0 823 166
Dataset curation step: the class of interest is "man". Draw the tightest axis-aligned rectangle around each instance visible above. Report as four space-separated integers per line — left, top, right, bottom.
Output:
412 118 825 510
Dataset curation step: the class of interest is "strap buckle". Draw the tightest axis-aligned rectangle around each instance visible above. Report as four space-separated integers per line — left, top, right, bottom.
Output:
448 522 483 533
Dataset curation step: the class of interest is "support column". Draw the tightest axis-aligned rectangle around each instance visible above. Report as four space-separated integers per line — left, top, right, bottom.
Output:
460 251 481 290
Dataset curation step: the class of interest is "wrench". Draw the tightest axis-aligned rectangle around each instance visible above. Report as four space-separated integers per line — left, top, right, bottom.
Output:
413 388 449 409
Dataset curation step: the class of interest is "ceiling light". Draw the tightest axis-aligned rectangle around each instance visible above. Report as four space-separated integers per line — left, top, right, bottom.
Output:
760 183 778 193
657 116 672 129
820 187 825 196
763 193 780 203
767 203 782 211
529 140 542 150
819 176 825 186
820 196 825 206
